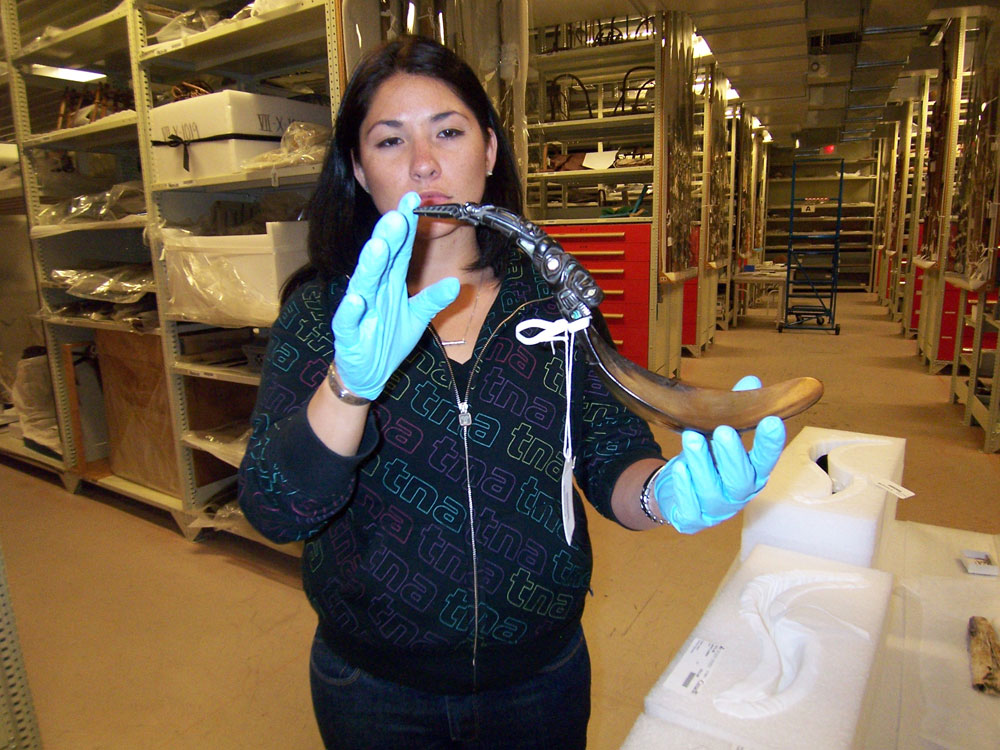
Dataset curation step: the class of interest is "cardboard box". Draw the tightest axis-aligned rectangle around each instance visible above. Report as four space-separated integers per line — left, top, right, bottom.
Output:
95 330 181 496
95 330 258 496
150 90 330 183
162 221 308 326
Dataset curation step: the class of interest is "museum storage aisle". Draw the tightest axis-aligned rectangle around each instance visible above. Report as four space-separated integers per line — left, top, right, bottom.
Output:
1 292 998 750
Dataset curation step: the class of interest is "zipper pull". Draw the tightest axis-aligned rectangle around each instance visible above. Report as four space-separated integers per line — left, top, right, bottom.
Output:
458 401 473 428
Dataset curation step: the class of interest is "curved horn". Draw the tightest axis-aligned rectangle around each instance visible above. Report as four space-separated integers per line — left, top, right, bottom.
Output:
411 201 824 433
583 329 823 434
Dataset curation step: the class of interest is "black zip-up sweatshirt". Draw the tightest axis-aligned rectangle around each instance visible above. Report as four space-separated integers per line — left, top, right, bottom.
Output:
238 252 664 693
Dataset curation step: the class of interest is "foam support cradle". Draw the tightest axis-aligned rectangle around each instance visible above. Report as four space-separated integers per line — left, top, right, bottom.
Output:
740 426 906 567
641 544 893 750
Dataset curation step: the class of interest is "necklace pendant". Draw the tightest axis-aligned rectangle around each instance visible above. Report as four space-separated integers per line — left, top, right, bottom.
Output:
440 339 466 347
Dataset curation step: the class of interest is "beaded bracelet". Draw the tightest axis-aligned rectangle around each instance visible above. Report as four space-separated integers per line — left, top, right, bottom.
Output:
326 361 371 406
639 464 668 525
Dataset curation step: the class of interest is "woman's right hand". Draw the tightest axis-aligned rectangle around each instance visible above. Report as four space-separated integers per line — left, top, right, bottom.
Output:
331 191 460 401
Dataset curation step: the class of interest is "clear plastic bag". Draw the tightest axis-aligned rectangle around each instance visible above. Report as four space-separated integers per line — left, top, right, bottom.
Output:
11 353 61 456
240 121 332 171
148 8 221 42
49 264 156 304
36 181 146 225
250 0 302 16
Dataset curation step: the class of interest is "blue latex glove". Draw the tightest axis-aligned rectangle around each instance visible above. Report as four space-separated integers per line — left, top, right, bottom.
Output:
653 375 786 534
331 191 460 400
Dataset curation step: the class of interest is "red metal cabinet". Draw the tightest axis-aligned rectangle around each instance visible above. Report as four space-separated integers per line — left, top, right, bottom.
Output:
543 223 652 368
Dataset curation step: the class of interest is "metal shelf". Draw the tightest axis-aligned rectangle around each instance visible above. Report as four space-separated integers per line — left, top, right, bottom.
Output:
43 314 161 334
139 0 328 79
526 165 654 186
770 175 875 183
82 463 185 513
531 38 656 76
30 214 147 238
13 3 129 69
150 162 322 193
0 426 64 473
171 359 262 387
21 110 138 150
528 113 655 141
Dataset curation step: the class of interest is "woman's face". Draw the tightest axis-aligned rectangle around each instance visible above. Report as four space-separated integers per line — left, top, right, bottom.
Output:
352 72 497 239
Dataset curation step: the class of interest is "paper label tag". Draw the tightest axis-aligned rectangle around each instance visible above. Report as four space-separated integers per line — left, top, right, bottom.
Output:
664 637 724 697
560 454 575 545
872 477 915 499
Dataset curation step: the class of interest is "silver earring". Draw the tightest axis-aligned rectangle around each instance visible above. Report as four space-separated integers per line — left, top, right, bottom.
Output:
487 169 493 176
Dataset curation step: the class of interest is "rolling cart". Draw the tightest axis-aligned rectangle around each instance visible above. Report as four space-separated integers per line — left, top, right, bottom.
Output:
778 157 843 334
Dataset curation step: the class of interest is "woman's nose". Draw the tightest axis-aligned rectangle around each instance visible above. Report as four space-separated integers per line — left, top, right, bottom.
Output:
410 139 439 180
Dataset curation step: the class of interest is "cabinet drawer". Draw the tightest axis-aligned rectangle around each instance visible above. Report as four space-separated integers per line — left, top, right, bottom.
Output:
597 300 650 326
594 276 652 305
545 223 650 247
545 225 650 260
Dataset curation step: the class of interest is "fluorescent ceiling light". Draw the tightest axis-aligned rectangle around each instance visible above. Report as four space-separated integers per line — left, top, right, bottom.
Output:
406 1 416 33
726 87 740 101
30 64 105 82
763 131 773 142
693 34 712 58
0 143 18 165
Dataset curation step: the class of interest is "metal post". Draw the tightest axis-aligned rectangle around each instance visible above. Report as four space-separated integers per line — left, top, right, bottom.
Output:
0 538 42 750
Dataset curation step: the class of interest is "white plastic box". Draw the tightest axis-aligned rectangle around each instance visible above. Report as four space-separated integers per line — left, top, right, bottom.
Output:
150 90 330 183
162 221 309 327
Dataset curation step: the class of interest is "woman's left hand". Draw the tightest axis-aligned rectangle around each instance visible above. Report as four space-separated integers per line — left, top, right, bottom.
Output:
652 376 786 534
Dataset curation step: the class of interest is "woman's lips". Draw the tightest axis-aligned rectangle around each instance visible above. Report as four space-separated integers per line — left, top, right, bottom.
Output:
419 193 451 207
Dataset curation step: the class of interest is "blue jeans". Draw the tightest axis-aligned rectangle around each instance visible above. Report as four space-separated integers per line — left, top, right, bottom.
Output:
309 626 591 749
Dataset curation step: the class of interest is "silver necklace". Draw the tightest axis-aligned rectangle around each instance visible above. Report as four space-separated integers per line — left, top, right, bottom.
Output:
440 269 486 347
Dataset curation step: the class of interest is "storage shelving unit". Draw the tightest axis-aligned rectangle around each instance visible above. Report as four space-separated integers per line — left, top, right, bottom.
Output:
526 12 698 376
949 287 999 451
901 73 932 338
881 100 916 318
722 106 755 330
765 142 877 291
682 60 731 355
944 8 1000 451
912 9 991 373
1 0 149 494
0 0 339 550
132 0 338 540
777 158 844 334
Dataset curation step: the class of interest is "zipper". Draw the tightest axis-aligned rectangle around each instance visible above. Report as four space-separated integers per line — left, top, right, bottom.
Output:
430 295 546 690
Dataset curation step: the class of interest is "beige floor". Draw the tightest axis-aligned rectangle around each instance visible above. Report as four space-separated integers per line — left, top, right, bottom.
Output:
1 293 997 750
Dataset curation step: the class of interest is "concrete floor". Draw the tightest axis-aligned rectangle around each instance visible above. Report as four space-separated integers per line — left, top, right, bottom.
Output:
1 293 997 749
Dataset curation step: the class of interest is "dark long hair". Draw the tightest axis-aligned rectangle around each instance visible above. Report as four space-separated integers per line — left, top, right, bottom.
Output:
284 35 522 302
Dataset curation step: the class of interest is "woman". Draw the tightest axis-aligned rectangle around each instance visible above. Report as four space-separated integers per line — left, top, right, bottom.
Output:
238 34 784 749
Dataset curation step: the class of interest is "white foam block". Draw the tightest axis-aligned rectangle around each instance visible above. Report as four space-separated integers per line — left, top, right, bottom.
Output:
645 544 893 750
621 712 732 750
741 426 906 567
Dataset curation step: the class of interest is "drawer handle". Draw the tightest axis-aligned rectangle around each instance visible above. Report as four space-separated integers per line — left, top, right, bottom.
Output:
574 250 627 257
600 289 624 296
613 339 624 346
549 232 628 240
589 268 625 275
603 313 625 320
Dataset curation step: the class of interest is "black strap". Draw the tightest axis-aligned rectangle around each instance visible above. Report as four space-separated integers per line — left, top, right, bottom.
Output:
150 132 282 172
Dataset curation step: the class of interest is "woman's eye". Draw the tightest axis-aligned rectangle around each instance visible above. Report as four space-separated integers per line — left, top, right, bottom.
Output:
375 136 402 148
439 127 464 139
